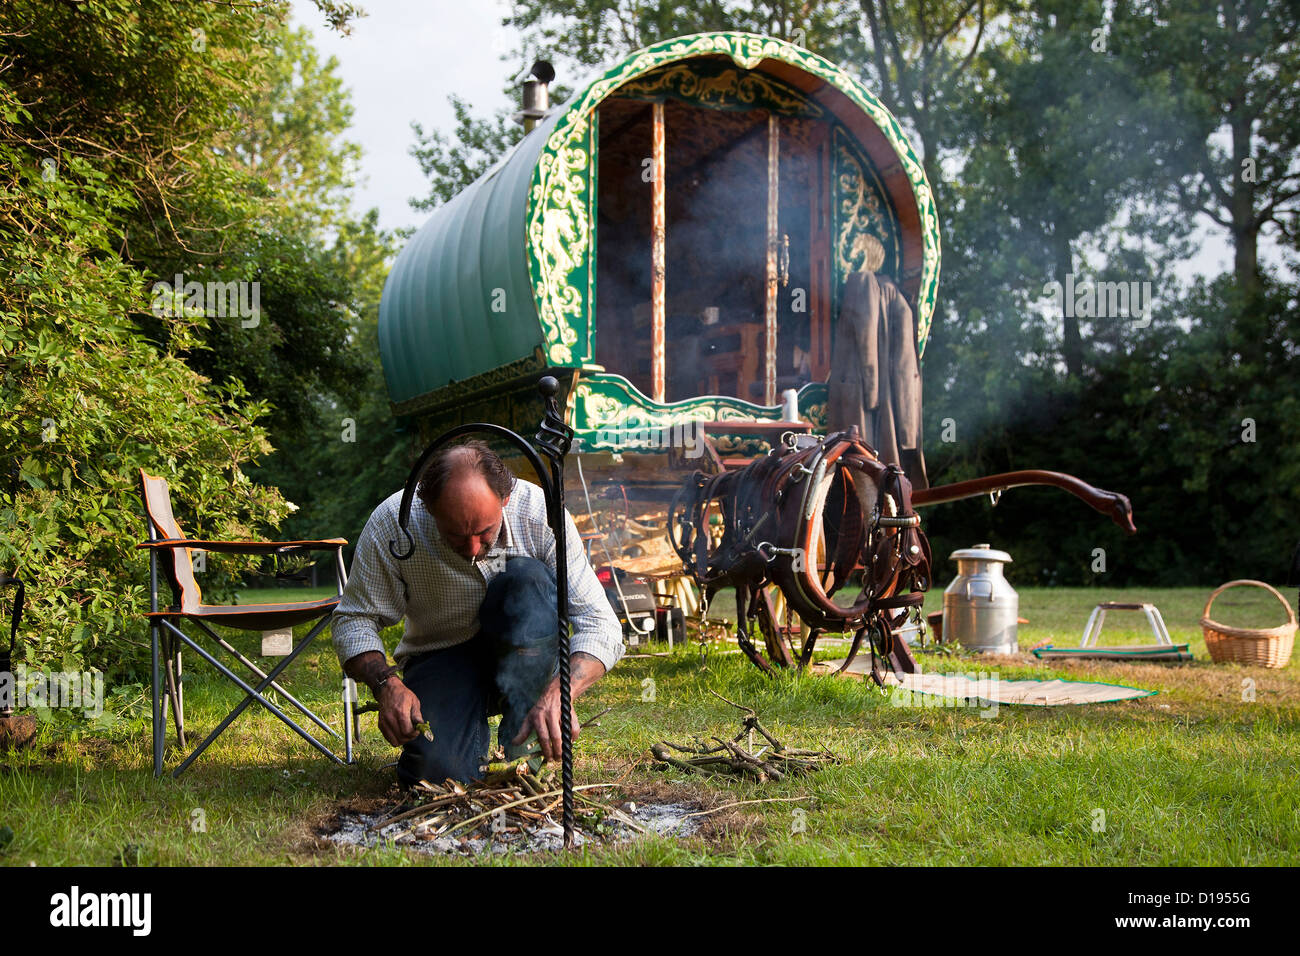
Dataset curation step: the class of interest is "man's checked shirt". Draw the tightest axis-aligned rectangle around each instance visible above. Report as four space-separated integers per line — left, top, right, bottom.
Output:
332 479 625 673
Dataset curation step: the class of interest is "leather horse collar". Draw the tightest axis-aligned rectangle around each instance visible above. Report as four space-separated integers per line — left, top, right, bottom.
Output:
670 431 932 678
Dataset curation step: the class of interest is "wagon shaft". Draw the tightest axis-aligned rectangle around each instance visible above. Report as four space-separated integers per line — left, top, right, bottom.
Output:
913 470 1137 534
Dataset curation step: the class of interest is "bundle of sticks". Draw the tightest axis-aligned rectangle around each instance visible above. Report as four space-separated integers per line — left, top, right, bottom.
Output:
368 759 642 847
650 692 838 782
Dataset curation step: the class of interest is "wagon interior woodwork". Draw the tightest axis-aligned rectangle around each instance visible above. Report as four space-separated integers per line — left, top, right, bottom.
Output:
594 87 833 405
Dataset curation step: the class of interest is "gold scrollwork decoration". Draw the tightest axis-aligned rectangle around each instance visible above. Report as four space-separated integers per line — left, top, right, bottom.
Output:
614 63 822 117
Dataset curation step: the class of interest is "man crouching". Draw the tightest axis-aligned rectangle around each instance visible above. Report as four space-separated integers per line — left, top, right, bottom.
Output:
332 440 623 787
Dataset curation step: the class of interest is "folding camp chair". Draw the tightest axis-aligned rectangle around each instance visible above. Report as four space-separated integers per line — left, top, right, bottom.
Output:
138 469 349 778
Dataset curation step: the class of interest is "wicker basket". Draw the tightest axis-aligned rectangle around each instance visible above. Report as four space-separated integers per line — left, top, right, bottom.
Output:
1200 579 1297 668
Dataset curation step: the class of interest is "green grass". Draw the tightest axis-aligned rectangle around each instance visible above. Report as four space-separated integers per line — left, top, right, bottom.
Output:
2 586 1297 866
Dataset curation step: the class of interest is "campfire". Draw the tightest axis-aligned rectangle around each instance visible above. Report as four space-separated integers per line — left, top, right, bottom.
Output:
323 694 830 856
324 759 701 856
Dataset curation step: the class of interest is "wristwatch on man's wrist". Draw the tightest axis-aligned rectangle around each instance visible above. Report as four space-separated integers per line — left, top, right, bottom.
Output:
373 668 400 698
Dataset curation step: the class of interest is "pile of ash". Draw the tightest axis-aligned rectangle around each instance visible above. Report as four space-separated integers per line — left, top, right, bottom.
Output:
322 764 701 857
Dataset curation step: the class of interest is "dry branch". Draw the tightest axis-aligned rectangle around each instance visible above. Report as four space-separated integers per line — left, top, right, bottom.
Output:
650 697 839 782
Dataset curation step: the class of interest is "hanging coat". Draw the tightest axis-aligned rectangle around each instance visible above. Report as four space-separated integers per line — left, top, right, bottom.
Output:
826 270 928 489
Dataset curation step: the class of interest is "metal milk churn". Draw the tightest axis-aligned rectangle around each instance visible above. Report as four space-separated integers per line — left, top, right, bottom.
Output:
943 544 1019 654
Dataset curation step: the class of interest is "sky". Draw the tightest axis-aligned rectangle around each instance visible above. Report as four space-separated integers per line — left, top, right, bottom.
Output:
292 0 1272 290
289 0 525 234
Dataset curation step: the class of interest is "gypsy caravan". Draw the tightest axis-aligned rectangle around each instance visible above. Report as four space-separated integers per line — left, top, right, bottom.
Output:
378 33 1133 663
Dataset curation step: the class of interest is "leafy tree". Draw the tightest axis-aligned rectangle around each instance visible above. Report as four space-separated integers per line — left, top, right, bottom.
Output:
0 0 368 686
854 0 1002 198
504 0 854 65
921 0 1299 585
936 0 1195 378
227 25 364 237
1137 0 1300 299
0 85 288 678
410 96 520 212
958 273 1300 587
4 1 278 251
124 22 369 440
301 0 368 36
250 210 411 570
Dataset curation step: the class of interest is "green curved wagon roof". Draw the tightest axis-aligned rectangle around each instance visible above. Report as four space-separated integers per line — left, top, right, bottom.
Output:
380 31 941 410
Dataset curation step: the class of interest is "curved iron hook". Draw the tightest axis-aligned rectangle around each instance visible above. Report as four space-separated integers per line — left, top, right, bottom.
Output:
388 423 555 560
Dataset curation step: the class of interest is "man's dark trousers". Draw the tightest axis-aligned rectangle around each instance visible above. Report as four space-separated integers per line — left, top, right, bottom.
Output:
395 557 558 787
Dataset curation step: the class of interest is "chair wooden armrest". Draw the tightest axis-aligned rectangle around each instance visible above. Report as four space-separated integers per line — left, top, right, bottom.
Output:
137 538 347 555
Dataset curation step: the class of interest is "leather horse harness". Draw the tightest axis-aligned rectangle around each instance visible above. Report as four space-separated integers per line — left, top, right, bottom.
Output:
670 430 932 680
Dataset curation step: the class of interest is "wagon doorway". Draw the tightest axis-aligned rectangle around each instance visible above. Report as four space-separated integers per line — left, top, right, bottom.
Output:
595 92 832 406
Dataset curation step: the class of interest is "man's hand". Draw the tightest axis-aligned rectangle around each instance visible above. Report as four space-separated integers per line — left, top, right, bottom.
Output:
345 651 424 747
377 677 424 747
512 679 579 762
510 652 606 761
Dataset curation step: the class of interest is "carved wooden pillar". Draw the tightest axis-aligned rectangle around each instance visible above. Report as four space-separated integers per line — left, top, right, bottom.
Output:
764 113 780 406
651 101 666 403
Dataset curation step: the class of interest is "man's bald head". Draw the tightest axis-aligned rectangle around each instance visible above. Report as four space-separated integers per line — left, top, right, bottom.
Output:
416 440 515 560
417 440 514 506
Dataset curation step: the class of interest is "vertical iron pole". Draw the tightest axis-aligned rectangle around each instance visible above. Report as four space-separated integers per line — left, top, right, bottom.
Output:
535 376 575 848
650 101 666 404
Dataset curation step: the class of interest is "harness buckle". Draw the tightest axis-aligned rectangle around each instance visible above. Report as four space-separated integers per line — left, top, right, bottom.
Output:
756 541 803 563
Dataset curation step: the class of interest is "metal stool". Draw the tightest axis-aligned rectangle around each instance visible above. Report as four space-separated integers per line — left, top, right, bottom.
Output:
1081 602 1173 647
